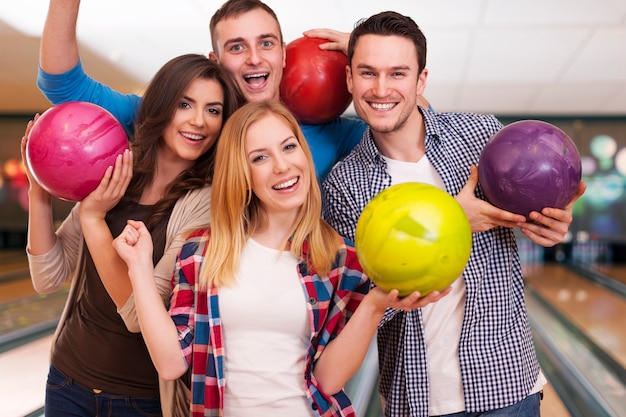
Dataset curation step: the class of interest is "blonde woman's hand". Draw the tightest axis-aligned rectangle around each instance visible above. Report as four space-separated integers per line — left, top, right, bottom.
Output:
367 285 452 314
113 219 153 268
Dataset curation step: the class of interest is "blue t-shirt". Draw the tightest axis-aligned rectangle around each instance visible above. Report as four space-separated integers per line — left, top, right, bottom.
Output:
37 62 366 181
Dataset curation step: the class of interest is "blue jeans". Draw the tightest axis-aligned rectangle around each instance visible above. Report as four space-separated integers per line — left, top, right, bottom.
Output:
45 365 162 417
438 392 542 417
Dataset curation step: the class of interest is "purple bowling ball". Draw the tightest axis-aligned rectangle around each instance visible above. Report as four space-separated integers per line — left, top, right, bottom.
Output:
478 120 582 218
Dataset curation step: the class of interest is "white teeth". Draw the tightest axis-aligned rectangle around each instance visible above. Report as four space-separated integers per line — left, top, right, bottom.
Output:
244 73 269 80
273 177 298 190
371 102 395 111
181 132 204 141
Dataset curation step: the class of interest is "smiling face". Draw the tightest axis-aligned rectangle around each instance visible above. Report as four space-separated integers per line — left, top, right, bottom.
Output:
161 77 224 167
245 113 310 221
210 8 286 103
347 34 427 136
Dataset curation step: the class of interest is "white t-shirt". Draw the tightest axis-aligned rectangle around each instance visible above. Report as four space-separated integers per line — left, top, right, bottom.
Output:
219 239 314 417
384 155 545 415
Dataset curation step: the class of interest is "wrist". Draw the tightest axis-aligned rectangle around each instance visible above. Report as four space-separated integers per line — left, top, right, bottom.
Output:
78 209 107 225
362 291 388 317
127 261 155 283
28 187 52 204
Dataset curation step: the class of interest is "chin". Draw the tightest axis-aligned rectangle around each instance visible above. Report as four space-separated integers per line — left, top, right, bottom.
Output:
246 89 274 102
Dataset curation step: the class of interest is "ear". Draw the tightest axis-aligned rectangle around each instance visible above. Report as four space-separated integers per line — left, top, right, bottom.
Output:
417 68 428 95
209 51 219 62
346 65 353 94
282 42 287 69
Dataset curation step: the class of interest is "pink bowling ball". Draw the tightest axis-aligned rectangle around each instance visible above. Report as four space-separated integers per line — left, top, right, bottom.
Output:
26 101 129 201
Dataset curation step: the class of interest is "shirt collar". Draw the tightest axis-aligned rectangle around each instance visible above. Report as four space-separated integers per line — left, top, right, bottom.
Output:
361 105 441 163
420 105 441 143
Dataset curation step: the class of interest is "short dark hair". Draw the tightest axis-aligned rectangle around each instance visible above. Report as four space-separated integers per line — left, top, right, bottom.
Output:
210 0 284 53
348 11 427 74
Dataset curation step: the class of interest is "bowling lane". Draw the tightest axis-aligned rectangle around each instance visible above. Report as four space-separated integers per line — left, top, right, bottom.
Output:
583 263 626 286
0 250 33 302
0 334 51 417
0 251 68 345
523 262 626 369
0 251 30 280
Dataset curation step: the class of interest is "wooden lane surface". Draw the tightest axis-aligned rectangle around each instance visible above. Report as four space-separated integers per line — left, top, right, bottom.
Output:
523 262 626 369
585 263 626 286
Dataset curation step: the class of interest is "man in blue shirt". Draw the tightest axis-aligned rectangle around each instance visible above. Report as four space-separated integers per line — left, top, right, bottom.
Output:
322 11 586 417
37 0 366 182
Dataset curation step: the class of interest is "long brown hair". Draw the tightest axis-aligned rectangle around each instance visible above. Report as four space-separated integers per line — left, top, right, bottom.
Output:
199 101 342 288
123 54 245 230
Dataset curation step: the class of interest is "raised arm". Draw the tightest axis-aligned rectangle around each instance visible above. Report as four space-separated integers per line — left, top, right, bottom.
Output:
113 220 188 381
117 187 211 332
21 117 56 256
22 116 81 293
40 0 81 74
313 283 449 395
38 0 142 134
78 150 133 310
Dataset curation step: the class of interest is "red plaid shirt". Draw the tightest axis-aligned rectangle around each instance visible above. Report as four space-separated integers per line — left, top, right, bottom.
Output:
169 228 369 416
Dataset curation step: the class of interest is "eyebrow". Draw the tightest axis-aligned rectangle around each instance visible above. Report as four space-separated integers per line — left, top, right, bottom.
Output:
223 33 280 48
355 63 412 71
247 135 296 156
182 95 223 107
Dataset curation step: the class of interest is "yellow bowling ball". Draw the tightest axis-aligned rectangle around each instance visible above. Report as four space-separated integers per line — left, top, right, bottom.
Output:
355 182 472 296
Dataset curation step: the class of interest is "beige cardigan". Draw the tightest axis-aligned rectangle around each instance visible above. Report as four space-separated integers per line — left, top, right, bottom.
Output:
28 186 211 417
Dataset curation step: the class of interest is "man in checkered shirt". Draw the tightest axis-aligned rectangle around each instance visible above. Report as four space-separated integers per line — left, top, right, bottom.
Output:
322 11 585 417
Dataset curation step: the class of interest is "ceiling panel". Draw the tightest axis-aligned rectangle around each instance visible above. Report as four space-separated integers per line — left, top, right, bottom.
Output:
483 0 626 26
468 28 591 83
531 84 621 114
563 27 626 83
0 0 625 116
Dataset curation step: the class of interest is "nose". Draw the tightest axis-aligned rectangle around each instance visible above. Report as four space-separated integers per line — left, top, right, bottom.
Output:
246 47 263 66
373 77 389 97
189 108 205 127
273 154 290 173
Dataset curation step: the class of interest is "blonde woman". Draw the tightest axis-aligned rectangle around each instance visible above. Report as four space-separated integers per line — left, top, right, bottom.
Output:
113 101 446 417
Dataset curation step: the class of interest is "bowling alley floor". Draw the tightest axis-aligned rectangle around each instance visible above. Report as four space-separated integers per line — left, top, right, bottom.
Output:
0 251 61 417
0 334 51 416
3 249 625 416
523 259 626 416
523 262 626 369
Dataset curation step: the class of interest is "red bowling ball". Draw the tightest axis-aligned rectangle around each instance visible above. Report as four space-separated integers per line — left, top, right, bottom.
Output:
279 37 352 124
26 101 129 201
478 120 582 218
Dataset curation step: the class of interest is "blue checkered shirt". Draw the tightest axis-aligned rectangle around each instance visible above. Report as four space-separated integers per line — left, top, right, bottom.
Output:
322 109 540 416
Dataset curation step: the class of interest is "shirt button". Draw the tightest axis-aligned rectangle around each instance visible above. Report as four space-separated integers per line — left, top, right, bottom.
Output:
311 403 319 410
308 297 317 305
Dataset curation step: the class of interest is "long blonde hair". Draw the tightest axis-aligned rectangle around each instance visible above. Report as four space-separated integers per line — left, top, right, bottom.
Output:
199 101 342 288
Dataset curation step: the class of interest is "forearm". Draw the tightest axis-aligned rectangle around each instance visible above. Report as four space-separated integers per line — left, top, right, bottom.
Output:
80 216 133 308
128 261 188 381
40 0 81 73
27 201 83 294
26 188 57 255
312 295 384 394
